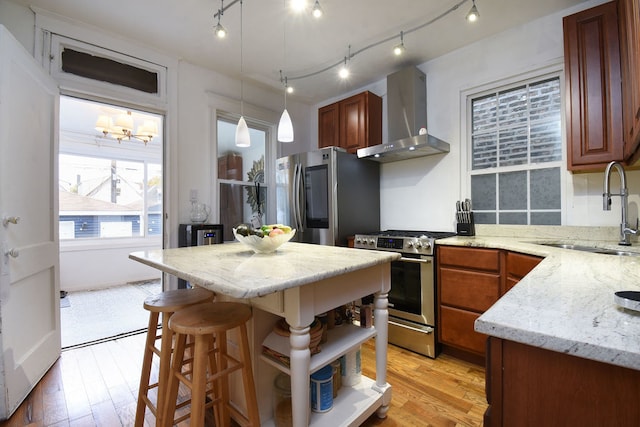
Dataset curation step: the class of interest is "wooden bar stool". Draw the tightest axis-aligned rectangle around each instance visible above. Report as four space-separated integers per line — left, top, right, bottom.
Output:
134 287 215 427
162 302 260 427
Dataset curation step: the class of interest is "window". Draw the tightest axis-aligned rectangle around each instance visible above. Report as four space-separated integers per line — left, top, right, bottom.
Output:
59 96 163 240
469 75 563 225
217 115 269 241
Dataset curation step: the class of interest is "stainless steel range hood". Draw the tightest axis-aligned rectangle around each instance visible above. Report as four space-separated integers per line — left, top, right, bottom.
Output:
357 67 450 163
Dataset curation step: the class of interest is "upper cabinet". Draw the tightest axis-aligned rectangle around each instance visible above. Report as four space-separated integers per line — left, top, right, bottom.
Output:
563 0 640 171
318 91 382 154
563 1 624 171
618 0 640 163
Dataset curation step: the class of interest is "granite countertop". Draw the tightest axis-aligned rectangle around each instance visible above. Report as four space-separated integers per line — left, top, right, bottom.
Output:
129 241 400 299
436 225 640 370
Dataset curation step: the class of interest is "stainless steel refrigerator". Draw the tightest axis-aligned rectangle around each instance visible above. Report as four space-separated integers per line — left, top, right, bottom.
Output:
276 146 380 246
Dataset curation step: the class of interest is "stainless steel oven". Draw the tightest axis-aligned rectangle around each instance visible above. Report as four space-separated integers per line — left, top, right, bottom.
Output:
354 230 455 358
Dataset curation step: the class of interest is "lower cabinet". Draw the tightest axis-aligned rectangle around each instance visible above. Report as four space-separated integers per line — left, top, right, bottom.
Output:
437 246 500 361
437 245 542 362
485 337 640 427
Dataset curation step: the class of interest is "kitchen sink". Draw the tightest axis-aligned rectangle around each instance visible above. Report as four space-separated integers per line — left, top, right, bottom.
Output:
538 243 640 257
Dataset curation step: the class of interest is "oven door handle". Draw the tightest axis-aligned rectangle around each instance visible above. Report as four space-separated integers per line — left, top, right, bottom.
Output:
398 257 432 264
389 319 434 334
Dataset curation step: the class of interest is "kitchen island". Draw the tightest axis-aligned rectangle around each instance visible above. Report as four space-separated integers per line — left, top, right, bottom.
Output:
129 241 400 427
437 225 640 426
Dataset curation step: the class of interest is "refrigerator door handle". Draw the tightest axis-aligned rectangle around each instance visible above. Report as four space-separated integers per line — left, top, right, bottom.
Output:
293 162 303 231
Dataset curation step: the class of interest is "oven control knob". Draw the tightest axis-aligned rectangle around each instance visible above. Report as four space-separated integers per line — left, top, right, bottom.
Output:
368 238 376 246
423 241 432 250
414 241 422 249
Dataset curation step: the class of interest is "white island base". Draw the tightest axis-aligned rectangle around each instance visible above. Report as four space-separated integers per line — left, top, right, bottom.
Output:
129 242 398 427
246 265 393 427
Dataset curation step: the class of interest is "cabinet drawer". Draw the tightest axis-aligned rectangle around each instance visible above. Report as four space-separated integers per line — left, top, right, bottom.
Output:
440 267 500 312
439 305 487 355
438 246 500 271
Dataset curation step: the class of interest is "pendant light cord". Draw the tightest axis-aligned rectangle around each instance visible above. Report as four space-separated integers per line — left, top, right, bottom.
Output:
240 0 244 116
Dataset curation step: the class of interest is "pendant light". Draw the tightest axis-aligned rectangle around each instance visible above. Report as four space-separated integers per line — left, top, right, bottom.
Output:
277 11 294 143
278 75 294 142
235 0 250 147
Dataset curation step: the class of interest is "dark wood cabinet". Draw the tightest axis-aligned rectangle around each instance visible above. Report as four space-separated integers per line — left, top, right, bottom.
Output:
437 246 500 359
619 0 640 164
485 337 640 427
318 102 339 149
318 91 382 154
437 246 542 362
505 251 542 293
563 1 625 171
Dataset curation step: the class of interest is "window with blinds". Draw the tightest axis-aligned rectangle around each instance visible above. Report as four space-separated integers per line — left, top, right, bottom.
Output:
469 76 563 225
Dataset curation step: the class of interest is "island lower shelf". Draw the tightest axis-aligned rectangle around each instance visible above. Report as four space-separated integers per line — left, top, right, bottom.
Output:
261 376 383 427
261 323 377 375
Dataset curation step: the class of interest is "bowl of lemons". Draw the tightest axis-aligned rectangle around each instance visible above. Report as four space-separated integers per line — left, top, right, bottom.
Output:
233 223 296 254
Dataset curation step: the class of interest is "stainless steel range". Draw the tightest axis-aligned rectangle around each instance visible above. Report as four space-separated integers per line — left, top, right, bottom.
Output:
354 230 455 358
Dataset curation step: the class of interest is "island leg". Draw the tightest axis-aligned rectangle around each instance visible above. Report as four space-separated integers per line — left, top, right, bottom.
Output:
289 324 311 427
373 290 392 418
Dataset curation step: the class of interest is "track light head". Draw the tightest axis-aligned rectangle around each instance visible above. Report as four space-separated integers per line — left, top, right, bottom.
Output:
393 31 405 56
312 0 323 18
215 20 227 38
466 0 479 22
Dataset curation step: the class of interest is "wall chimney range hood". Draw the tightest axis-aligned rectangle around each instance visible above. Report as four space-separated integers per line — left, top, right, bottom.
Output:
357 67 450 163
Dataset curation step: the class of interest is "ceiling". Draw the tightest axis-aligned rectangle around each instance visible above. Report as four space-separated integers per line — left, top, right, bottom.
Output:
13 0 589 104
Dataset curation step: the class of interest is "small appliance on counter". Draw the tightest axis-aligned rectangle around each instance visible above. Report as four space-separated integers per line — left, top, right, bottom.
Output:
178 223 223 288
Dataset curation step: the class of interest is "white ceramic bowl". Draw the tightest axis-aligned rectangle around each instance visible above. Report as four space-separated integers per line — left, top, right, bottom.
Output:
233 228 296 254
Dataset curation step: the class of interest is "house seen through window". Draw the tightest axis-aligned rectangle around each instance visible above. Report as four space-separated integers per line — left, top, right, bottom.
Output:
469 75 563 225
58 96 163 239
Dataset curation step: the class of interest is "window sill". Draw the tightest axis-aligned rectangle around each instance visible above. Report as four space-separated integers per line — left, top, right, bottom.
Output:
60 236 161 252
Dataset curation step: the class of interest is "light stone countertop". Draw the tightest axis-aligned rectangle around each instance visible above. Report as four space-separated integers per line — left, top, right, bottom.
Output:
129 241 400 299
436 225 640 371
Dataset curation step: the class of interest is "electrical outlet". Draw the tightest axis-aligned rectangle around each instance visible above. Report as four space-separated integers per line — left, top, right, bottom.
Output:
190 189 198 203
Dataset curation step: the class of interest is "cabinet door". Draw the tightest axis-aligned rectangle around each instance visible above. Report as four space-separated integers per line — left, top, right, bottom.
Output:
340 93 367 153
505 252 542 293
563 1 625 171
318 102 339 148
619 0 640 162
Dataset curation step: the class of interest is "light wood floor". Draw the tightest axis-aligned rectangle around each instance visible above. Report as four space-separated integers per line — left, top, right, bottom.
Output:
0 333 486 426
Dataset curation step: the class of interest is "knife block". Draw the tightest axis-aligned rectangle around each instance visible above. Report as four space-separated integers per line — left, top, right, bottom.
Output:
456 212 475 236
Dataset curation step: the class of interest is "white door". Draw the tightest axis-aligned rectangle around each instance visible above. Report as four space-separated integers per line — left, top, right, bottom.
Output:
0 25 60 419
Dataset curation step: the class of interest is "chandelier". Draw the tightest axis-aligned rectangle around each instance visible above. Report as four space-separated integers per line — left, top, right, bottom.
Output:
95 111 158 145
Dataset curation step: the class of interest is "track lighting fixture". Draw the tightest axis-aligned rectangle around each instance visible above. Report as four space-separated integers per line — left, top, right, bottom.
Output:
466 0 479 22
214 0 227 38
312 0 323 18
393 31 406 56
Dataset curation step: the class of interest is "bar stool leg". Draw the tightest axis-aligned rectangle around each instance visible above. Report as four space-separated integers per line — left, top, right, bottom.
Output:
156 311 174 426
162 333 187 427
135 311 159 427
238 323 261 426
190 334 210 427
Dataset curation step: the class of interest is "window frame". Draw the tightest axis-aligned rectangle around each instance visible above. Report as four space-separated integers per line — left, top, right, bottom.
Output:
58 95 164 248
461 64 567 225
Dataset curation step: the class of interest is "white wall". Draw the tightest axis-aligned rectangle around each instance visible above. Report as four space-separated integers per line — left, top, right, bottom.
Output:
312 0 639 233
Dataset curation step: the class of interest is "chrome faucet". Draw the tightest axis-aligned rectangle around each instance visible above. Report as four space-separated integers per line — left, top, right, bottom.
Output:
603 161 637 246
